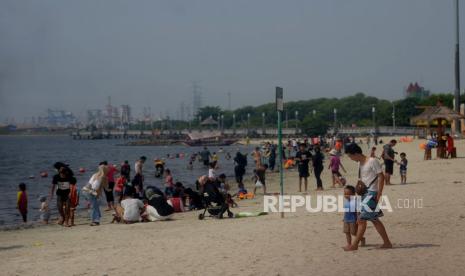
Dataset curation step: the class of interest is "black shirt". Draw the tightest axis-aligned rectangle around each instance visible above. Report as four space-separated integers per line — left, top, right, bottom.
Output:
52 174 77 196
296 150 312 168
312 152 324 168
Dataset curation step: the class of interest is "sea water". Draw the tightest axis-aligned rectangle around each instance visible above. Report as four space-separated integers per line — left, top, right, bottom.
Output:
0 136 254 225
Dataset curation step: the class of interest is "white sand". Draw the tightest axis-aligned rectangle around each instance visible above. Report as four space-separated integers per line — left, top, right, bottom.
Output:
1 138 465 275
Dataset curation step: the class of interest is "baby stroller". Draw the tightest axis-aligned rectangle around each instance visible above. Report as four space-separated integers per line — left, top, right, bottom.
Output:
198 181 233 220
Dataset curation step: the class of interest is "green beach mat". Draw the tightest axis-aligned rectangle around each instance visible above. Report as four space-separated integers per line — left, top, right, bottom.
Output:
235 211 268 218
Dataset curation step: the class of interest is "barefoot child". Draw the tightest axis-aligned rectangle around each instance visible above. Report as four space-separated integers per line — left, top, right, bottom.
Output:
343 185 365 247
329 149 347 188
39 196 50 224
17 183 28 223
398 152 408 184
69 183 79 226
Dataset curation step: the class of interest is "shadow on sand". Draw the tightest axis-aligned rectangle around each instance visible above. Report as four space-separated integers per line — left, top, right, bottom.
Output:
367 243 439 250
0 245 24 251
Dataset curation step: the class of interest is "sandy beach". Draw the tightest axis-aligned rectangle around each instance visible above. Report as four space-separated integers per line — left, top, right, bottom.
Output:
1 138 465 276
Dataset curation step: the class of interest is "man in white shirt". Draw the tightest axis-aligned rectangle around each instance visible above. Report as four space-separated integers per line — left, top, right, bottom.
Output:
120 195 144 223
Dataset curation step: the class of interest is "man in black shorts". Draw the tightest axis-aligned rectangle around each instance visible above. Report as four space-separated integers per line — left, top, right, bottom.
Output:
295 143 312 192
382 139 397 185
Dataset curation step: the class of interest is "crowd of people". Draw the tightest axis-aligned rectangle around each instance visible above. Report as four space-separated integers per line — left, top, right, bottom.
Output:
14 136 415 252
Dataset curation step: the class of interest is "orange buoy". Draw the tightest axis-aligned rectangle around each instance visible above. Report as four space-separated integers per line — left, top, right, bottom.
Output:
40 172 48 178
79 168 86 173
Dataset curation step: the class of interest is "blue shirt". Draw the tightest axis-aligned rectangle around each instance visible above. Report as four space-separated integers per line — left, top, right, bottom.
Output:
343 198 357 223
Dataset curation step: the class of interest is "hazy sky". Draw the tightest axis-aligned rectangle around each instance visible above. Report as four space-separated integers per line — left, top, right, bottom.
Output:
0 0 464 121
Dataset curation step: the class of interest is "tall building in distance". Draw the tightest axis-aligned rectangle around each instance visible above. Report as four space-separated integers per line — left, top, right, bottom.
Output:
120 105 131 129
192 82 202 118
405 82 430 100
86 109 104 128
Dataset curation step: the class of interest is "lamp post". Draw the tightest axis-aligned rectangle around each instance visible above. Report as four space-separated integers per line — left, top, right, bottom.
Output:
392 103 396 135
262 112 266 136
276 87 284 218
221 114 224 133
247 113 250 136
233 113 236 135
295 110 299 134
372 106 376 134
454 0 461 135
333 108 337 130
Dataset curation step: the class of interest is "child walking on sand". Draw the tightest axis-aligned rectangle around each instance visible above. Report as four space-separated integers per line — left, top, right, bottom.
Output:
343 185 365 247
69 183 79 226
329 149 347 188
17 183 28 223
398 152 408 184
39 196 50 224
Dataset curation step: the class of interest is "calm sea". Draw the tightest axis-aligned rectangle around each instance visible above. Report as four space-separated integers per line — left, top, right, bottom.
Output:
0 136 254 225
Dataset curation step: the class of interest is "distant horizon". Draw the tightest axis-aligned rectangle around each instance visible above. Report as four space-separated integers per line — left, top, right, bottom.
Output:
2 88 452 125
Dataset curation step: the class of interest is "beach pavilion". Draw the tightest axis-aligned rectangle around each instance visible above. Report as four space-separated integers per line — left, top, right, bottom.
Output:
410 103 464 158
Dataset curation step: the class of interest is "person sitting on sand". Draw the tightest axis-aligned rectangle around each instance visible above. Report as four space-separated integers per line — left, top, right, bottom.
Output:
342 185 365 248
143 186 174 221
344 143 392 251
115 190 144 224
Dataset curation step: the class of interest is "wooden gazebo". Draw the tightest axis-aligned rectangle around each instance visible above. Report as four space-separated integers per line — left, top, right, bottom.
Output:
411 103 464 158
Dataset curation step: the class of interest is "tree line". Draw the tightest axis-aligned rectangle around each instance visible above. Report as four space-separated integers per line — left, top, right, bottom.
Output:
139 92 460 136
